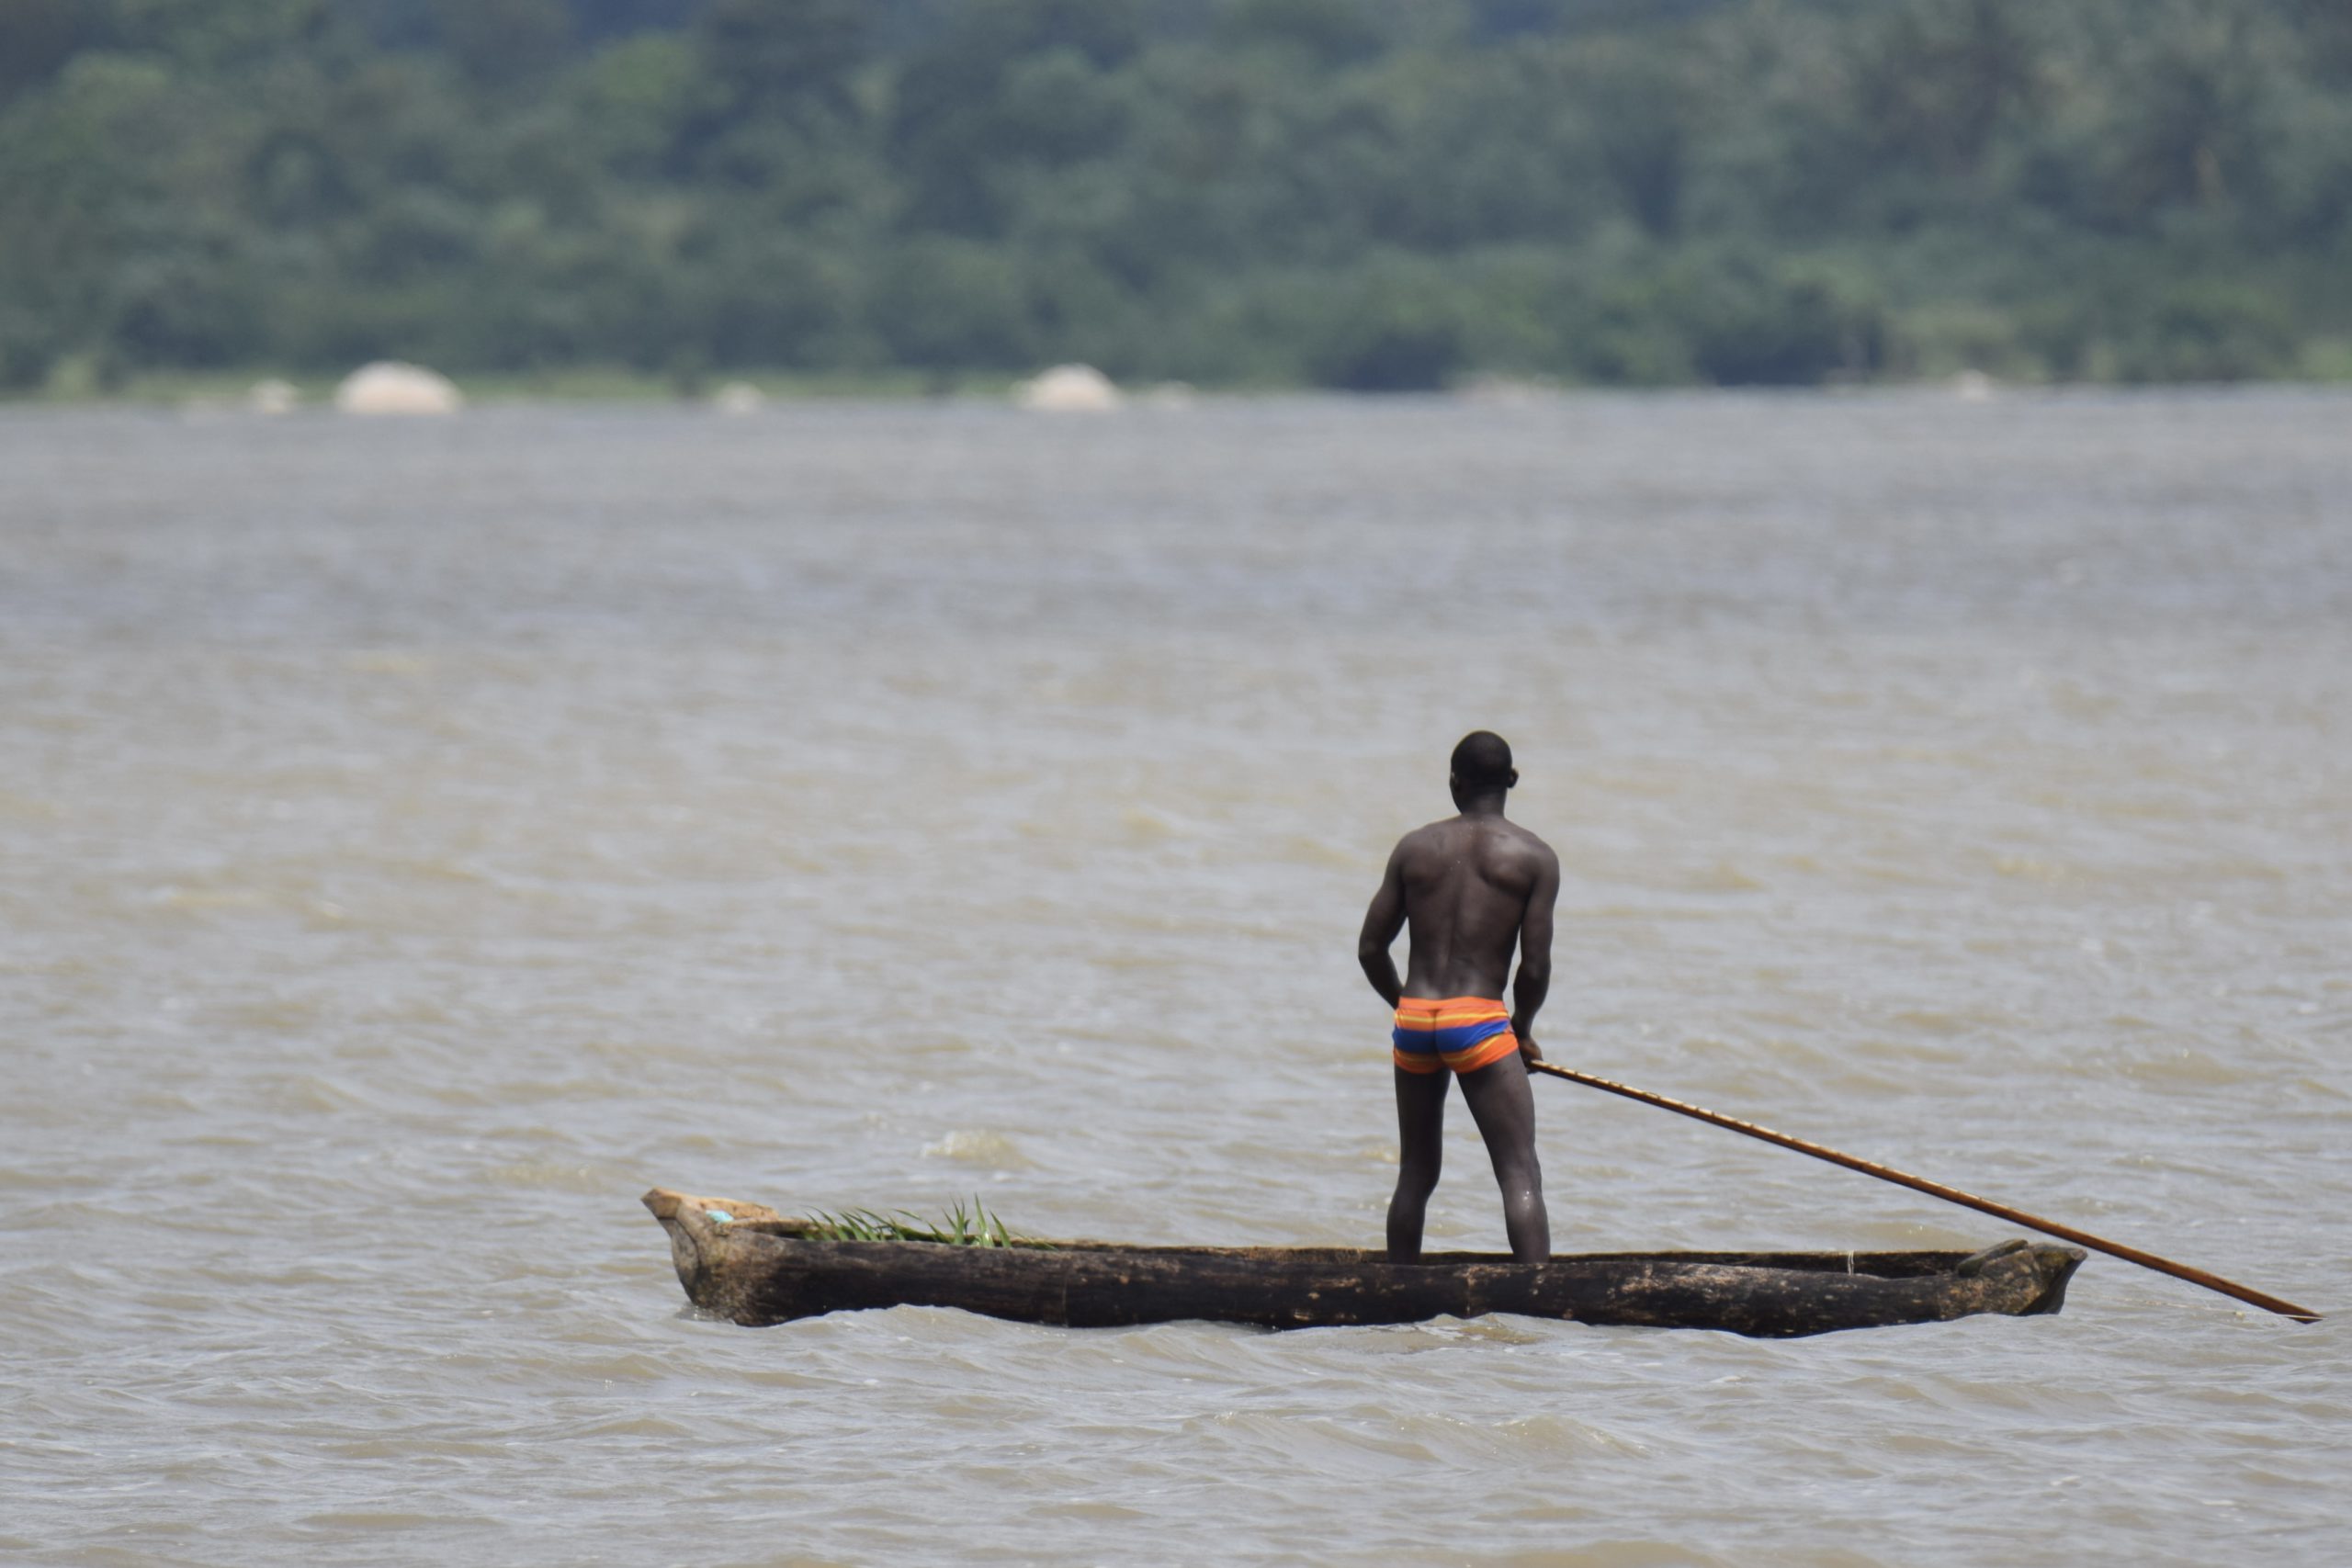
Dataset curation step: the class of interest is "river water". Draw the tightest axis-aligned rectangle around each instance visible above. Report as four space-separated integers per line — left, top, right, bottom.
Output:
3 391 2346 1565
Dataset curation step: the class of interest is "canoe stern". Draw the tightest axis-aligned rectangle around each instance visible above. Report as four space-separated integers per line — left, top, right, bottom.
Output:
2018 1241 2088 1316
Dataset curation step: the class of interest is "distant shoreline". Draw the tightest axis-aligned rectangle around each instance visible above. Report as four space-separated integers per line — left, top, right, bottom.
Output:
9 363 2352 412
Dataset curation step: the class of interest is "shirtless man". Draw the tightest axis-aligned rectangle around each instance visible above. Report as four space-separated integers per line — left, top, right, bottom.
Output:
1357 731 1559 1263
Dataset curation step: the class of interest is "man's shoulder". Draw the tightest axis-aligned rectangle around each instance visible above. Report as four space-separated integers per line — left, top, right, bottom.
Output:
1509 821 1559 860
1494 818 1560 871
1388 818 1480 871
1390 820 1448 859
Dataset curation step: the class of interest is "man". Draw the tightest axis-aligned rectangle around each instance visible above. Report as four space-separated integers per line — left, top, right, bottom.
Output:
1357 730 1559 1263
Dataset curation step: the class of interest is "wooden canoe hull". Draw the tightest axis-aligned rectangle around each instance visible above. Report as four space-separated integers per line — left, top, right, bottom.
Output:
644 1189 2085 1338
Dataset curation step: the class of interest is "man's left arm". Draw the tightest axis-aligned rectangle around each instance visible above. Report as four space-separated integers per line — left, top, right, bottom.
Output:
1510 849 1560 1065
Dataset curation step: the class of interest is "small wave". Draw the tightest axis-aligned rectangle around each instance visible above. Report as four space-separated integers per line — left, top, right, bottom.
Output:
921 1130 1035 1169
297 1511 497 1532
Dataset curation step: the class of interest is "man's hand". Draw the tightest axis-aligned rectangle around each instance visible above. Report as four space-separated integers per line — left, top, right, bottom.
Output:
1516 1032 1544 1070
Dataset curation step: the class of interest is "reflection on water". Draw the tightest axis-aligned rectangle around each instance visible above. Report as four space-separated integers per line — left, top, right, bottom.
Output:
2 392 2346 1564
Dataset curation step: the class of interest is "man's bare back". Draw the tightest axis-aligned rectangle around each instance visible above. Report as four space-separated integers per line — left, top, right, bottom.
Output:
1384 814 1558 1011
1357 732 1559 1263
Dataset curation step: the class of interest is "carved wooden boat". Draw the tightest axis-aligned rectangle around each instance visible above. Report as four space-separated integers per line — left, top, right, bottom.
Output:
645 1189 2086 1338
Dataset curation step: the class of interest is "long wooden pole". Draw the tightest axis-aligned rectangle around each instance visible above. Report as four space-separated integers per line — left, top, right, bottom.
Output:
1529 1060 2321 1323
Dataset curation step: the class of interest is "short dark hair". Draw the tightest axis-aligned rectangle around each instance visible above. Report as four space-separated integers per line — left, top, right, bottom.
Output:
1450 730 1515 791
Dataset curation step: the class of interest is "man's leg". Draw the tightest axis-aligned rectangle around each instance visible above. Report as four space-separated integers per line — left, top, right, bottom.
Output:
1386 1065 1449 1262
1459 1055 1550 1262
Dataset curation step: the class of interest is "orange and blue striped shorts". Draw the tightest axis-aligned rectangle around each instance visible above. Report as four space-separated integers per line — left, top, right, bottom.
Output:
1391 997 1521 1076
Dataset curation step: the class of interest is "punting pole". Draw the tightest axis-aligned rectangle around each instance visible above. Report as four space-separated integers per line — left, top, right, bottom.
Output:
1529 1059 2320 1323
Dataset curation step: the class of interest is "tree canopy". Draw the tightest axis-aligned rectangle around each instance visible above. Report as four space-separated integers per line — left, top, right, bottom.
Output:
2 0 2346 390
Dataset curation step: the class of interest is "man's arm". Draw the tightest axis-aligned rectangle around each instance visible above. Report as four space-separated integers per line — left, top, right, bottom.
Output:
1356 843 1409 1008
1510 847 1560 1065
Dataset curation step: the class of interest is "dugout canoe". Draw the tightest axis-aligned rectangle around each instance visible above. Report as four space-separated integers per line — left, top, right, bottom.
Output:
643 1189 2086 1338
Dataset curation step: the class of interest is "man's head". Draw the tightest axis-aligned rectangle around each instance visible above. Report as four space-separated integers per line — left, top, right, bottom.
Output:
1449 729 1517 807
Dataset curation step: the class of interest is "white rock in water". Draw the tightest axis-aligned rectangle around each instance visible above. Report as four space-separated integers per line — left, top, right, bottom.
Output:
1952 368 1997 402
334 361 463 415
248 378 299 414
1015 364 1122 412
711 381 764 415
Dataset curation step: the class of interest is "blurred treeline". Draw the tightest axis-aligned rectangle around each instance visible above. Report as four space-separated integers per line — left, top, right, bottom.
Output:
4 0 2349 392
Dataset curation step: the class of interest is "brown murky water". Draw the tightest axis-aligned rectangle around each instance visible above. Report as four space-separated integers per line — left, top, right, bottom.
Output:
3 391 2346 1564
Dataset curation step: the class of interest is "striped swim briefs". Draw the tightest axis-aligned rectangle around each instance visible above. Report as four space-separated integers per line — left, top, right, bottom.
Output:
1391 996 1521 1076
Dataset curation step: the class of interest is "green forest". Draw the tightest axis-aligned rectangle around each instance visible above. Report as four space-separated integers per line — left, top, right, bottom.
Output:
4 0 2349 393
